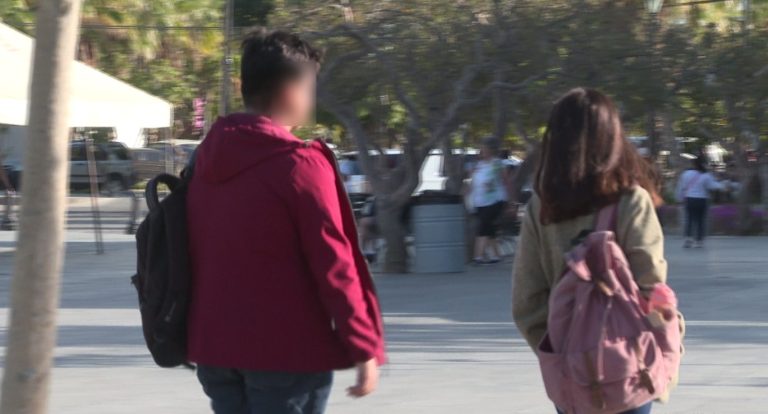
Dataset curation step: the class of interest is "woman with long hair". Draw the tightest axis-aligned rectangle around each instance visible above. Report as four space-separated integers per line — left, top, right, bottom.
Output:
512 88 667 414
676 156 722 248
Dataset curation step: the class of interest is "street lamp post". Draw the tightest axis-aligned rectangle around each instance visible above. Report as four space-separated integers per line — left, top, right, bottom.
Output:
741 0 751 31
645 0 664 159
219 0 234 116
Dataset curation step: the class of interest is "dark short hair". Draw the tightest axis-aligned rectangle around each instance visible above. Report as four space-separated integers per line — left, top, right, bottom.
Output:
692 155 708 172
481 136 501 154
240 28 322 109
536 88 660 224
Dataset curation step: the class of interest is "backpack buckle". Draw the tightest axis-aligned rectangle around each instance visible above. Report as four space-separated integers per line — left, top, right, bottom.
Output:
639 368 656 394
584 352 607 409
633 338 657 395
589 382 606 410
595 280 614 296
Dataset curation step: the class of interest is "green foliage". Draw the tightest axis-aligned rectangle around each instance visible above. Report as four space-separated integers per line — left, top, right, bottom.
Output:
2 0 766 152
286 0 767 153
234 0 274 28
2 0 224 139
0 0 33 28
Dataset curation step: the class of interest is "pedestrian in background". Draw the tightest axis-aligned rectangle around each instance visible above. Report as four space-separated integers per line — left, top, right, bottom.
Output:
676 156 722 248
513 88 667 414
186 29 385 414
470 136 508 264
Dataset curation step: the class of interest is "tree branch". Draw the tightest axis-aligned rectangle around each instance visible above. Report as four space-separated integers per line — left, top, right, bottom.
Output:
317 88 383 192
755 64 768 78
335 24 425 131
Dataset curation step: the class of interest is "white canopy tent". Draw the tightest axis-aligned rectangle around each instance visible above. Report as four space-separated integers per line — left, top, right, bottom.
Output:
0 22 172 148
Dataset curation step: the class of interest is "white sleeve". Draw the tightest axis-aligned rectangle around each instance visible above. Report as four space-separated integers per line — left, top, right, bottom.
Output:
706 173 723 191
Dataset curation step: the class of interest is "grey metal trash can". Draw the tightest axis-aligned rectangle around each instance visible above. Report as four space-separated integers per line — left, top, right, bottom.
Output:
411 192 466 273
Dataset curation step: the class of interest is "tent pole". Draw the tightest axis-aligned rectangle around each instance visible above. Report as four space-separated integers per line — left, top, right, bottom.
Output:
85 135 104 254
0 166 15 230
1 189 14 230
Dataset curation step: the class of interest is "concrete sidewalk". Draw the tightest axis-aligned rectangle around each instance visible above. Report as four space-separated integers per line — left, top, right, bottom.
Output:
0 234 766 413
1 194 147 237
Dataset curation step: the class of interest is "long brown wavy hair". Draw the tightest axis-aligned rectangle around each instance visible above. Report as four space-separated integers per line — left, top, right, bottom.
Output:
535 88 661 224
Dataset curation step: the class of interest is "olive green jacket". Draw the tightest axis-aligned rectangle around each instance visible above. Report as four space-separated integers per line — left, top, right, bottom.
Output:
512 187 668 349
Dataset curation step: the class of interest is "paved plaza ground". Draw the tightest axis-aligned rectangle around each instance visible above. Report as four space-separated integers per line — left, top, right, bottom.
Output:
0 224 766 413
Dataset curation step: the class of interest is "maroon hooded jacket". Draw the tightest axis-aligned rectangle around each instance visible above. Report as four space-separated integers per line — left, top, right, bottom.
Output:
186 114 385 371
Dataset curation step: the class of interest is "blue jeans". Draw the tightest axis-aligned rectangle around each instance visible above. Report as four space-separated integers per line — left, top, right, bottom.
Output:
197 365 333 414
685 197 708 241
557 402 652 414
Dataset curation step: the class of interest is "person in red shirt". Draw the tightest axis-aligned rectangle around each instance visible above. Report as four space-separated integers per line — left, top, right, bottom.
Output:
186 29 386 414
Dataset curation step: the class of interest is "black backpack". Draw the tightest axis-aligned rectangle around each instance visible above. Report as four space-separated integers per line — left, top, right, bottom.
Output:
131 170 194 368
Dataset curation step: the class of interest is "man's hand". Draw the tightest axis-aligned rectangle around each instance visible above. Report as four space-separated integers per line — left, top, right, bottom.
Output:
347 358 379 398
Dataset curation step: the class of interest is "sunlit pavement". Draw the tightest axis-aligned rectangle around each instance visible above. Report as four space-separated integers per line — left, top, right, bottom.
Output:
0 232 766 413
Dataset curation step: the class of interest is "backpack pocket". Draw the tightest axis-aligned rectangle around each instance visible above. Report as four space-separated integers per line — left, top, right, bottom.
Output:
565 331 668 413
649 310 683 359
648 310 683 399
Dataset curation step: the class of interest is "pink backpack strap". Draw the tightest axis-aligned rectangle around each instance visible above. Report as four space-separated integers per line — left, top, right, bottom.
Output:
595 204 618 232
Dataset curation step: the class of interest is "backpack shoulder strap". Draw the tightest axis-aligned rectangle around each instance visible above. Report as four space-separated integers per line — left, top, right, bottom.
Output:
145 174 182 212
181 147 197 180
595 204 618 232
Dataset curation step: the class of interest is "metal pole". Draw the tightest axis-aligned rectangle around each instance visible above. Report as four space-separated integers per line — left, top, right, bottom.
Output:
741 1 754 150
742 0 751 31
1 190 14 230
220 0 234 116
125 190 140 235
647 11 661 159
85 138 104 254
0 166 15 230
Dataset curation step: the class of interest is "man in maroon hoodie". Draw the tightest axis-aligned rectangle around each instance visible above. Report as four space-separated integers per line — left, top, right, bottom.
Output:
186 29 386 414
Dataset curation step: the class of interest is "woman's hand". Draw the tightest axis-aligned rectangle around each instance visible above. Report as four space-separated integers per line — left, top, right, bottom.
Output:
347 358 379 398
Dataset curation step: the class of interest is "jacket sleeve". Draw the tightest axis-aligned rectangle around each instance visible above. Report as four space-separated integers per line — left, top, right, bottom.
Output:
618 188 668 290
512 199 551 350
290 151 379 363
705 173 724 191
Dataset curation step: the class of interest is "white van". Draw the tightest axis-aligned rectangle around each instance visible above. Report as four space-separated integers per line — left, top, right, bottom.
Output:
338 149 482 195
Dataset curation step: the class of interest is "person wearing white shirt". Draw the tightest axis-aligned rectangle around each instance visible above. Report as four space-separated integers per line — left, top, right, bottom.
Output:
470 137 508 264
676 157 723 248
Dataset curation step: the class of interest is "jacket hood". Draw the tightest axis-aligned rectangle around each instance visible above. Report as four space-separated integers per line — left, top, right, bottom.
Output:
194 113 303 183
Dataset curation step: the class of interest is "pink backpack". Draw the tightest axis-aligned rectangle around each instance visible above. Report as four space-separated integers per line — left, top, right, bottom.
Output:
537 205 681 414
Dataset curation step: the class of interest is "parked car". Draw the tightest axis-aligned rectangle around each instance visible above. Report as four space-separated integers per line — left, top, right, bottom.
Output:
146 140 199 172
132 141 200 182
131 148 168 182
69 141 135 194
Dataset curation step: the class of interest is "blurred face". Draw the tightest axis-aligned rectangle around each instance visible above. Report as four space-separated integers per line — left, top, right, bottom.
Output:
273 70 316 128
480 145 493 160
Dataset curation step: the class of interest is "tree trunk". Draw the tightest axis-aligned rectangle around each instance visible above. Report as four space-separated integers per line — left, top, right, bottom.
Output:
646 110 659 159
492 69 508 140
762 157 768 208
732 145 755 235
442 136 463 195
760 157 768 234
508 145 540 203
0 1 82 413
659 112 679 197
377 200 408 273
